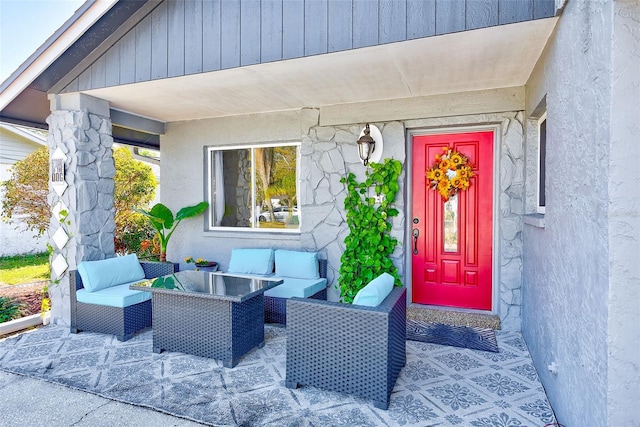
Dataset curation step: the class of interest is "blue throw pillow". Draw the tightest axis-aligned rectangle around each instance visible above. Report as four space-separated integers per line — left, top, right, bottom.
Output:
228 248 274 275
77 254 145 293
274 250 319 279
352 272 395 307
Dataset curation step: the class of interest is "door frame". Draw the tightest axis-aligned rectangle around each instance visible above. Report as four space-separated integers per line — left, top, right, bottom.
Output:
406 124 501 314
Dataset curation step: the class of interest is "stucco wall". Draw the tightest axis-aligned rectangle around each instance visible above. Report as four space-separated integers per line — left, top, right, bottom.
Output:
162 91 527 330
523 1 639 425
607 1 640 425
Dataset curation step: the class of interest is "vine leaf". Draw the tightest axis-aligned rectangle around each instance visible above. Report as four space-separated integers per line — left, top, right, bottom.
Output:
337 158 403 303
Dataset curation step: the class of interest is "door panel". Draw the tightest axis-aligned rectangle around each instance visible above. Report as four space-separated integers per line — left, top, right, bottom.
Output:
411 131 493 310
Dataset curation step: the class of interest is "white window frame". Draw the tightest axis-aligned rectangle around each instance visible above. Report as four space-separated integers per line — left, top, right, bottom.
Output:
537 112 547 214
205 142 301 233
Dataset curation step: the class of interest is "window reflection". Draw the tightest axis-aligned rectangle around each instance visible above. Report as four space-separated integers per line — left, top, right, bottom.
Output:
208 144 300 231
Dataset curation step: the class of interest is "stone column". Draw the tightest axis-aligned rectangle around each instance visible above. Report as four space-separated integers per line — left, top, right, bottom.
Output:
47 93 115 325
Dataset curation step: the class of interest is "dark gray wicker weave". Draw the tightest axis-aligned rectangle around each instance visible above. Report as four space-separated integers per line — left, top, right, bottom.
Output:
69 261 178 341
285 286 407 410
150 290 265 368
264 259 328 325
133 272 282 368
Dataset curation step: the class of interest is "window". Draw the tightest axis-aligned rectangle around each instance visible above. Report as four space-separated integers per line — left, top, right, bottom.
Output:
537 112 547 213
206 143 300 231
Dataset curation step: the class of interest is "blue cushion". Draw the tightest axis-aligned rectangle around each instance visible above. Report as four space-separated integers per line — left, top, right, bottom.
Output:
228 248 274 275
264 277 327 298
274 250 319 279
352 273 395 307
77 254 145 292
76 281 151 308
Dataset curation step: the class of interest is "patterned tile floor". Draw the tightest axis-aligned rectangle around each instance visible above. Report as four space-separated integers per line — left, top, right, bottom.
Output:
399 331 556 426
0 325 556 426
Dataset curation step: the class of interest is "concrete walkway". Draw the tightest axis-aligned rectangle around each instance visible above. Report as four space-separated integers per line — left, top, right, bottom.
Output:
0 371 206 427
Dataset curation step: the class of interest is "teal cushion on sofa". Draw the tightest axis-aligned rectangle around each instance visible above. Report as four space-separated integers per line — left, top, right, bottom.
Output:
274 250 319 279
264 277 327 298
228 248 274 275
352 272 395 307
78 254 145 292
76 281 151 308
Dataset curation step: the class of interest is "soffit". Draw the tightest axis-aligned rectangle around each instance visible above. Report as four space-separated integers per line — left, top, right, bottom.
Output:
82 17 557 124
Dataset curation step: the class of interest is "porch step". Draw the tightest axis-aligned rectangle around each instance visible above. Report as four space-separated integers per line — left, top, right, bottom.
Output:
407 305 501 330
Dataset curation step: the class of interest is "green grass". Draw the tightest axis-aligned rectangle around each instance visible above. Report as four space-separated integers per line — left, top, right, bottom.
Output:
0 253 50 285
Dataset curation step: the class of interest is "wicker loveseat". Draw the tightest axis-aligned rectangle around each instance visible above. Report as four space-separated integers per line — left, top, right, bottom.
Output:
264 258 327 324
70 255 177 341
285 286 407 409
225 248 328 325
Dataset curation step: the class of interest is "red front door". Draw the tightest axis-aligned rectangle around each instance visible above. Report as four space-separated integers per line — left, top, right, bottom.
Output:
411 131 493 310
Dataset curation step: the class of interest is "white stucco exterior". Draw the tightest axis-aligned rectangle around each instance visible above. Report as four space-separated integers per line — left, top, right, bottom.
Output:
523 1 640 426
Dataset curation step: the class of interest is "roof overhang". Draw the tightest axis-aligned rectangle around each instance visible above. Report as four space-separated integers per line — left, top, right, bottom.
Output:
79 17 559 125
1 9 558 148
0 0 118 121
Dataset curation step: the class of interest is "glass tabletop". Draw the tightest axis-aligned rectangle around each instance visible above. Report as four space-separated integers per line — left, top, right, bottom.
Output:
131 270 283 302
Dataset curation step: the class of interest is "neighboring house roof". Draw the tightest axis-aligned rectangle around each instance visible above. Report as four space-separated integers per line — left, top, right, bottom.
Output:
0 0 558 148
0 123 47 164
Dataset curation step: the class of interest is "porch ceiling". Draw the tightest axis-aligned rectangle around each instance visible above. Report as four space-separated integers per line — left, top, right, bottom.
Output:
86 17 557 124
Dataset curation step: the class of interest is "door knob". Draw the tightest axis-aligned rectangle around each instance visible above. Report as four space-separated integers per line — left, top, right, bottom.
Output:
412 228 419 255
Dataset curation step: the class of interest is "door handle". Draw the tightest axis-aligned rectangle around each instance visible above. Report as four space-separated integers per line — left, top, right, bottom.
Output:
413 228 419 254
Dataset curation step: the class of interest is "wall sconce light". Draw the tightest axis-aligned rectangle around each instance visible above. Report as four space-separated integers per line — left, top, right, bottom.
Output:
356 123 384 166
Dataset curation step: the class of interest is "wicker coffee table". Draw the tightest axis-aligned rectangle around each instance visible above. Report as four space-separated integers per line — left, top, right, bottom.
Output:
131 271 282 367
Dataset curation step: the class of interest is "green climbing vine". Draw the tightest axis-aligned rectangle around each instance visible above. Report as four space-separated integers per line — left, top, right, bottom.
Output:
338 158 403 303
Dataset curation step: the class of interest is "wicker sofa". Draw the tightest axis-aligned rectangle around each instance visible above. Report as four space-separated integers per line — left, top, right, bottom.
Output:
264 258 327 324
285 286 407 409
225 248 328 325
70 256 177 341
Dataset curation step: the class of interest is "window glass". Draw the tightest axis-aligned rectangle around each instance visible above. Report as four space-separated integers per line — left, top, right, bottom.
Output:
207 144 300 231
443 194 458 252
538 114 547 213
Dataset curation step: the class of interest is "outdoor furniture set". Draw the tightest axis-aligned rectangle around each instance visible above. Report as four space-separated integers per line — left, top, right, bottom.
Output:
68 250 405 408
286 273 406 409
225 248 328 325
70 254 177 342
131 270 284 368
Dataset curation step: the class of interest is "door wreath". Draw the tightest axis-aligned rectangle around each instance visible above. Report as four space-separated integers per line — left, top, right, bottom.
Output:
426 146 475 201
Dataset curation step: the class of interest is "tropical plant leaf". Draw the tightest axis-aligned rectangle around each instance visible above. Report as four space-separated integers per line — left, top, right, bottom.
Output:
148 203 175 229
175 201 209 221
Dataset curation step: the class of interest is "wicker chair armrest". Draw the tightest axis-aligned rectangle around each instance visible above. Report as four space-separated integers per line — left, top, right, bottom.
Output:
318 259 327 279
140 261 179 279
287 286 405 315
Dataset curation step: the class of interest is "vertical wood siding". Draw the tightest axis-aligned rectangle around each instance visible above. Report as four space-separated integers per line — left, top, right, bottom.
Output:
63 0 555 92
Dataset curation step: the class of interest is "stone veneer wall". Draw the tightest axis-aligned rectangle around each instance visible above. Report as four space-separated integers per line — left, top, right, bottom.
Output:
299 121 407 303
301 112 525 330
160 108 525 329
47 95 115 326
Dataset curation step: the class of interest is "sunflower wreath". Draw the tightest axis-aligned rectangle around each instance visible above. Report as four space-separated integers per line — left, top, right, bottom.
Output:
426 146 475 201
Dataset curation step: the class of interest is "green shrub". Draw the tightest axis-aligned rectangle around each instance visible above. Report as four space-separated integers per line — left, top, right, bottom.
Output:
114 212 157 255
0 296 23 323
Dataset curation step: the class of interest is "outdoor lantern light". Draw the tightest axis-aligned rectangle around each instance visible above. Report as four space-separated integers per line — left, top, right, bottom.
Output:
356 123 376 166
356 123 384 166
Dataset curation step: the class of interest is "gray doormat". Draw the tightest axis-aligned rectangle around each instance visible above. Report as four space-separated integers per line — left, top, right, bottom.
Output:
406 319 499 353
